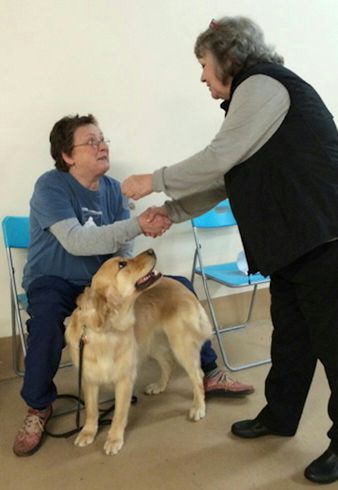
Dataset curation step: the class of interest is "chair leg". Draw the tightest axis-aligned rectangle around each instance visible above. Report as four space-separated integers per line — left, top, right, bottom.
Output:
11 293 25 376
191 249 198 285
217 284 258 334
11 314 22 376
212 310 271 372
199 278 271 371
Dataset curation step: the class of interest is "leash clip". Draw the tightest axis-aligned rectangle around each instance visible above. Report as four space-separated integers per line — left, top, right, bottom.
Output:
80 325 88 345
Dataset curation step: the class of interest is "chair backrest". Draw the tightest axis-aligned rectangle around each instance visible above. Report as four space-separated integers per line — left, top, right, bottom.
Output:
191 199 237 229
2 216 30 249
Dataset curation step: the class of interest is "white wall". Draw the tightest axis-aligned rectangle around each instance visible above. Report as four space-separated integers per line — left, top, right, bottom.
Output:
1 0 338 337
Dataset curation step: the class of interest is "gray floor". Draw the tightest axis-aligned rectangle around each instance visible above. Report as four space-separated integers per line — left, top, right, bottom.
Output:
0 290 332 489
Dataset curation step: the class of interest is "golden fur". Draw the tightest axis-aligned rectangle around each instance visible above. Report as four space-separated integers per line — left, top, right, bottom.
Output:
65 249 212 455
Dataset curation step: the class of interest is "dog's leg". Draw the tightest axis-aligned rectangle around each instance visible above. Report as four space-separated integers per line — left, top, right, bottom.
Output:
145 348 173 395
74 382 99 447
170 341 206 421
183 363 206 422
104 376 134 456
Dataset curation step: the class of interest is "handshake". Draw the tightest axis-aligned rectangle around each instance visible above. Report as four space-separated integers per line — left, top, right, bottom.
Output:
122 173 170 238
137 206 171 238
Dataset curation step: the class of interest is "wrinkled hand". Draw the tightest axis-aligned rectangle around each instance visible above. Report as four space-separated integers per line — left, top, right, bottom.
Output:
138 206 172 238
143 205 169 224
122 174 153 200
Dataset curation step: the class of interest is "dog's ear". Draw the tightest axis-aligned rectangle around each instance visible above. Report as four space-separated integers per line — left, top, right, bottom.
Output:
91 276 127 311
76 288 89 308
76 287 109 331
92 284 137 332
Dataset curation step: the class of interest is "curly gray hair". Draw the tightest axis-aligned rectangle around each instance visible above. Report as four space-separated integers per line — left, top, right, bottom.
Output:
194 16 284 80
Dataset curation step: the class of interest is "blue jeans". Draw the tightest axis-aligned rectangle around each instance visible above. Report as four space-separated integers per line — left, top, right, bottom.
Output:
21 276 84 409
21 275 217 409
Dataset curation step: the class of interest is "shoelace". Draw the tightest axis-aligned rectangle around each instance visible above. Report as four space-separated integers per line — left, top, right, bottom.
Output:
212 369 235 386
20 413 45 435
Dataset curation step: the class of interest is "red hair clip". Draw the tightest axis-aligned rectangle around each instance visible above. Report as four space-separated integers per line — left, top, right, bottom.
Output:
209 19 220 30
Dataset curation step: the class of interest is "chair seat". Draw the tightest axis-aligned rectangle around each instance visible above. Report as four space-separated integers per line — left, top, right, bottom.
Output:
18 293 28 310
195 261 268 287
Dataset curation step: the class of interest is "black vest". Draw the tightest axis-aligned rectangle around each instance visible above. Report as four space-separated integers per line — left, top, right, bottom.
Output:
224 63 338 275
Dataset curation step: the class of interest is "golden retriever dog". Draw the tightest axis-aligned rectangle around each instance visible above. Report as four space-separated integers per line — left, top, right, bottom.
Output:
65 249 212 455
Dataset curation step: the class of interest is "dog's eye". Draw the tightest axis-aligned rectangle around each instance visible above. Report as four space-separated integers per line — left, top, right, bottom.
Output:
118 261 127 269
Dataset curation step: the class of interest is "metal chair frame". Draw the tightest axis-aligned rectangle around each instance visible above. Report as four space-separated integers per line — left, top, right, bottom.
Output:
2 216 71 376
2 216 116 419
191 200 271 371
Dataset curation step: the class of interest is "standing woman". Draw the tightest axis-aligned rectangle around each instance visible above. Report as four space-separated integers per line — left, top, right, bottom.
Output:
122 16 338 484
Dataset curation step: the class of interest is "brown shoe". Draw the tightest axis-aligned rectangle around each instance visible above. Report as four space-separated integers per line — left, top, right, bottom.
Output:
204 369 254 397
13 406 52 457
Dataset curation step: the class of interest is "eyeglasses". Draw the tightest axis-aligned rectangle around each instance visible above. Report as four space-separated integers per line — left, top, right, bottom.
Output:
73 137 110 150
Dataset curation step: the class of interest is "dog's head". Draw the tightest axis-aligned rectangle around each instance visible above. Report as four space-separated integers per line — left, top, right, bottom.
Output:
74 249 162 331
92 248 161 301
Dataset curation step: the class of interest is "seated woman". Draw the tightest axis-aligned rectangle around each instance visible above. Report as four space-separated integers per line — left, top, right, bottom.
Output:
13 114 253 457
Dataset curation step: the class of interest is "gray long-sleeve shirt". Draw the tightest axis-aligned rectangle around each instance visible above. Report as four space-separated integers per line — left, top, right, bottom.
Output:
50 216 140 257
152 74 290 222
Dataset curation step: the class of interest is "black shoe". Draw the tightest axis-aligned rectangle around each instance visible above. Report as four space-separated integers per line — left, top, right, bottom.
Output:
231 419 293 439
304 448 338 484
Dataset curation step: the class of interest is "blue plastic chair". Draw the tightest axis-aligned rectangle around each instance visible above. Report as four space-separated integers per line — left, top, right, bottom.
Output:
2 216 30 375
191 200 271 371
2 216 74 377
2 216 115 419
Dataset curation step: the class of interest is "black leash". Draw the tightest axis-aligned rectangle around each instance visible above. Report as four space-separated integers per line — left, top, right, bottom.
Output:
45 333 137 438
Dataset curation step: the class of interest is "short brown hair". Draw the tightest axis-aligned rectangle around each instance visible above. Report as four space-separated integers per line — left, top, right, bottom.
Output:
49 114 97 172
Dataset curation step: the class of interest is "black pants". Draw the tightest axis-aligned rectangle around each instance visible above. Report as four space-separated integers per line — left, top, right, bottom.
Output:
257 240 338 449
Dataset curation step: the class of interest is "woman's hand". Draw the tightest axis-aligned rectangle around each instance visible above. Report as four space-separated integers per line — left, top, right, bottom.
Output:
138 206 172 237
143 205 169 223
122 174 153 200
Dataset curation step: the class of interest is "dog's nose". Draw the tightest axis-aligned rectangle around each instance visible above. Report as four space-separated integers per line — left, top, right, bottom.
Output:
146 249 155 256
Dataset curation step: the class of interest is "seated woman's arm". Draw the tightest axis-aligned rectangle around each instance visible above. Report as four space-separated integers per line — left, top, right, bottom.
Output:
50 217 140 256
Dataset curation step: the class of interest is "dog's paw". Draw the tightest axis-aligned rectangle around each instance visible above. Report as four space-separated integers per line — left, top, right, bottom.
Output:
144 383 165 395
104 437 124 455
189 405 206 421
74 429 97 447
